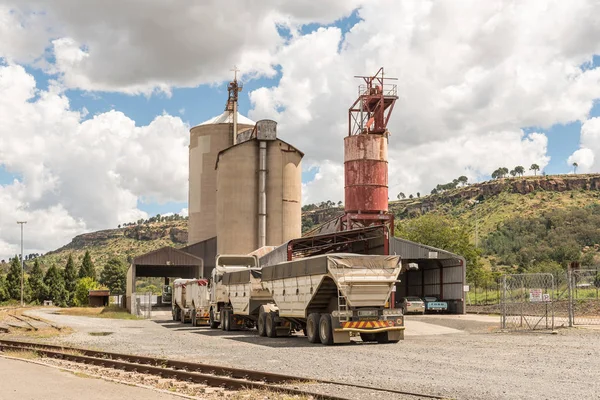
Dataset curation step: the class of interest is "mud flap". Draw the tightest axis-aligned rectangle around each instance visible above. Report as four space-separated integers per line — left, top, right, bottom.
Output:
333 331 351 344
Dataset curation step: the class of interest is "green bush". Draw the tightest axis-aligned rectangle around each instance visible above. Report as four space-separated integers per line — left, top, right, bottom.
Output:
73 277 100 307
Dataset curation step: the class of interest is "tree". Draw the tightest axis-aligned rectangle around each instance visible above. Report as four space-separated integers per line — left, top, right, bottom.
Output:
100 258 128 295
530 164 540 175
573 162 578 174
5 256 22 300
431 188 438 195
397 192 406 200
44 265 68 306
63 254 78 304
510 169 517 177
78 251 96 280
417 192 420 198
73 277 100 307
396 214 481 282
0 274 8 302
457 176 468 186
514 166 525 176
28 259 46 304
501 167 509 177
409 194 414 199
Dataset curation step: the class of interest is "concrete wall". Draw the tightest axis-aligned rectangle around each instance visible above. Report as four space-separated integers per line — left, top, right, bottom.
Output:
188 123 254 245
216 139 302 254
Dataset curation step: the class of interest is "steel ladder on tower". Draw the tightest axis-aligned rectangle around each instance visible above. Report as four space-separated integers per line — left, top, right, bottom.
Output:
335 262 350 323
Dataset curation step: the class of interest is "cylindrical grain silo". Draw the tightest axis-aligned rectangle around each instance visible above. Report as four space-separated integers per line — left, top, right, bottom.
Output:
188 112 254 245
216 127 303 255
344 133 389 213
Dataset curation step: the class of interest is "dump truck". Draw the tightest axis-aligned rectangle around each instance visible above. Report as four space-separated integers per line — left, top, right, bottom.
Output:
258 253 408 345
208 254 274 331
172 278 194 323
186 278 210 326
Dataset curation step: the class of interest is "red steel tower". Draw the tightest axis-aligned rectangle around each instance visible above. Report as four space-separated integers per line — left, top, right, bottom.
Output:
341 67 398 234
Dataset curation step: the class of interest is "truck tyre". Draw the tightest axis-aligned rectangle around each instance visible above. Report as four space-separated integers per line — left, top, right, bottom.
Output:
224 310 231 331
375 332 398 344
306 313 320 343
319 314 334 346
220 310 227 331
209 308 219 329
172 307 177 321
181 309 186 324
360 333 377 342
258 312 267 337
191 309 197 327
265 312 278 338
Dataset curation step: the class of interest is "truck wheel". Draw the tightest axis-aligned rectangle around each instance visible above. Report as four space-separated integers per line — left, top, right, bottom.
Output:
220 310 227 331
266 312 278 338
360 333 377 342
258 312 267 337
181 309 186 324
209 309 219 329
306 313 320 343
172 307 177 321
375 332 398 344
319 314 334 346
191 309 197 327
224 310 231 331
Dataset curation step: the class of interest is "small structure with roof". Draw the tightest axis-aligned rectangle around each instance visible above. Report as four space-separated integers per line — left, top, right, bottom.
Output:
88 289 110 307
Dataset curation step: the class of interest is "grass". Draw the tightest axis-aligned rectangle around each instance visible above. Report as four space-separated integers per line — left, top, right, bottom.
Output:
229 390 311 400
58 305 141 320
0 350 41 359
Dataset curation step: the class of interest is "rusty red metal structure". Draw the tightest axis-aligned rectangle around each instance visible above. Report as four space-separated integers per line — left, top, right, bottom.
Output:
341 67 398 234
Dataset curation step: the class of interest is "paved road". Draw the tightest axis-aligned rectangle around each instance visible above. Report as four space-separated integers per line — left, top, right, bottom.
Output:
0 357 180 400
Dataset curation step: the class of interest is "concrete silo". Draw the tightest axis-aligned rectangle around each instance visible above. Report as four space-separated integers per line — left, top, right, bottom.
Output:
215 120 303 255
188 77 254 245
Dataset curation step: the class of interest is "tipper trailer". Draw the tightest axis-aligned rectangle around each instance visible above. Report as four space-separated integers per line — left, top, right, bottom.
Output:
258 253 408 345
186 278 210 326
209 255 275 331
172 278 194 323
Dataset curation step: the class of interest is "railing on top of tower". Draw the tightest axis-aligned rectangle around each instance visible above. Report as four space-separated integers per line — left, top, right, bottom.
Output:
348 67 398 136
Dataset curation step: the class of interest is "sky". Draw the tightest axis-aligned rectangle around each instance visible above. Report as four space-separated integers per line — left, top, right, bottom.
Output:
1 0 600 261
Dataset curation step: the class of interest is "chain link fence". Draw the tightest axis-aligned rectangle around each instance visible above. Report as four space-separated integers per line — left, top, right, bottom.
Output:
132 292 153 319
570 269 600 326
501 273 555 331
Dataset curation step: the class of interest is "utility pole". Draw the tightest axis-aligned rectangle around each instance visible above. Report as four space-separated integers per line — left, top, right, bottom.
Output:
17 221 27 307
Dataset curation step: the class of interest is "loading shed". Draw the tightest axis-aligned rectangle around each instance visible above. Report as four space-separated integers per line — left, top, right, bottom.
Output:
259 227 466 314
126 246 205 312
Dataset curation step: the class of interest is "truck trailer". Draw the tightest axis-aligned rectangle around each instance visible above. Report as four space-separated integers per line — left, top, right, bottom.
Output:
209 254 275 331
258 253 407 345
186 278 210 326
172 278 194 323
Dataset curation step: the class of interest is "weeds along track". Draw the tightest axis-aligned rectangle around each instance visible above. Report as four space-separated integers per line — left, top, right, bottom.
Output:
0 339 445 400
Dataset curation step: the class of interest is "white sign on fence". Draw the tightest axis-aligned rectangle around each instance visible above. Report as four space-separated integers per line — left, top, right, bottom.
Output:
529 289 543 302
464 285 470 292
542 293 551 302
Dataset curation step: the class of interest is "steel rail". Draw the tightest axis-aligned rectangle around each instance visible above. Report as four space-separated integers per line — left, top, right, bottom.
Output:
0 339 446 400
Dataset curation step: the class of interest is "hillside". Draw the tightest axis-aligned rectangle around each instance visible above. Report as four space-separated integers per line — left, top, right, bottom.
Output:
34 173 600 273
38 220 188 269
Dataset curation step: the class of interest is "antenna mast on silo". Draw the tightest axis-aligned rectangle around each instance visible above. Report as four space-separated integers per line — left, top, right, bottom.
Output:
226 66 243 145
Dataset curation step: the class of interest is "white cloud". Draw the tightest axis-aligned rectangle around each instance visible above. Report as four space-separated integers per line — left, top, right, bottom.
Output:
251 0 600 203
568 117 600 173
0 0 360 94
0 65 188 260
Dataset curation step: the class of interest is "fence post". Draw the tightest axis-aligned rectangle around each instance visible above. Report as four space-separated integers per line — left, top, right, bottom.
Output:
501 275 506 330
567 270 573 327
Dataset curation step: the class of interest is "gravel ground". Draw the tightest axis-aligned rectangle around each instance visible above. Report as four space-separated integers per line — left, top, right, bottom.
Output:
19 308 600 400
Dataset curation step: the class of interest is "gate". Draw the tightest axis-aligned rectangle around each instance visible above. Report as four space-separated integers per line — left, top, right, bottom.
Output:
501 273 554 331
570 269 600 326
133 292 153 319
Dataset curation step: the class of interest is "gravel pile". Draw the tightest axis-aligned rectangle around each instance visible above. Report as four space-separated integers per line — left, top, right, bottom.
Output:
24 309 600 400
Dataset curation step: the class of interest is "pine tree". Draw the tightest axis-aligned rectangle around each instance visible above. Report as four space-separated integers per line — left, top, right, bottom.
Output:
28 259 46 303
78 251 96 280
44 265 68 307
6 256 22 300
63 254 78 304
0 274 9 302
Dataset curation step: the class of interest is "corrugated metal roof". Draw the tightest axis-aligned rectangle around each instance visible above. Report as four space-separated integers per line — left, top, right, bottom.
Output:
133 246 203 266
390 237 463 261
198 111 255 126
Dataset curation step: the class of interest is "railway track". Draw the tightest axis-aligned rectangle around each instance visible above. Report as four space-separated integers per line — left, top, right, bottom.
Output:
0 339 446 399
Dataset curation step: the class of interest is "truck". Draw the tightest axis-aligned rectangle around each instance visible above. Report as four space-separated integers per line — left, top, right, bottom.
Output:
208 254 275 331
161 284 172 305
186 278 211 326
257 253 408 345
172 278 194 323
